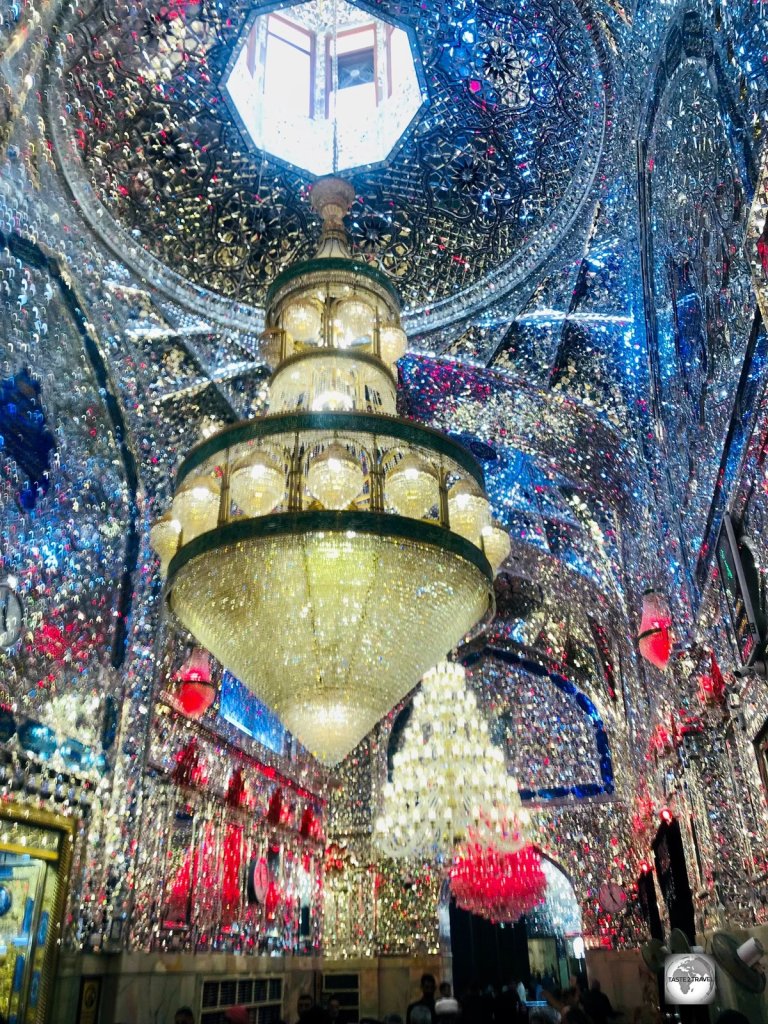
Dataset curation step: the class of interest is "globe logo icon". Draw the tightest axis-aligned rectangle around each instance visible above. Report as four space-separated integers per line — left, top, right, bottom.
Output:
664 954 717 1005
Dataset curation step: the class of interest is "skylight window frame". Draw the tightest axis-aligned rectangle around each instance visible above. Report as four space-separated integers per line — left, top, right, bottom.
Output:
265 11 316 120
221 0 430 177
325 23 380 118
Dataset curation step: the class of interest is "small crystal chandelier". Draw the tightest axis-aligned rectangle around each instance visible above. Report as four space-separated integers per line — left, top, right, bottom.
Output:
374 661 523 858
151 180 509 764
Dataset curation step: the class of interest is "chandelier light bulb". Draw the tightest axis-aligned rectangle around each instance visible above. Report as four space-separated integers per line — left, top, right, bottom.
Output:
150 513 182 573
386 454 438 520
230 453 286 517
448 482 492 547
306 443 364 509
172 476 220 542
283 298 322 344
481 523 512 571
335 299 375 348
379 324 407 365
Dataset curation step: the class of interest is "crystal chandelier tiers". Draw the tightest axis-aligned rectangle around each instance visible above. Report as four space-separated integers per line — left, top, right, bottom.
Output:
151 179 509 765
374 661 524 858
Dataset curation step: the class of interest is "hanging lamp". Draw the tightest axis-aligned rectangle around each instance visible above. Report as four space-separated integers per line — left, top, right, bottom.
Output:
374 661 524 858
151 181 503 764
175 648 216 719
637 588 672 670
450 840 547 924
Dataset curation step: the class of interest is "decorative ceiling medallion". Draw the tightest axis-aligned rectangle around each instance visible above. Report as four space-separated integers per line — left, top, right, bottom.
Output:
54 0 607 316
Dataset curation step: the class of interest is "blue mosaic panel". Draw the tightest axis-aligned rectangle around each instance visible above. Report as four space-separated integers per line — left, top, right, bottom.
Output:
219 671 287 755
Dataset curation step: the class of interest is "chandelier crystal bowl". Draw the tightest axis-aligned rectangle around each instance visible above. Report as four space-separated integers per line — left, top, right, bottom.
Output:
151 179 504 764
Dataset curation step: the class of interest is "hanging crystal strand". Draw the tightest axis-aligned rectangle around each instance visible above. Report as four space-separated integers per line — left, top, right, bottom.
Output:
331 0 340 174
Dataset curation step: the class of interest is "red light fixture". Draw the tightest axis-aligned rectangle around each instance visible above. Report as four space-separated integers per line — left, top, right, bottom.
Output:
175 647 216 719
637 589 672 670
659 807 674 825
698 651 726 704
450 842 547 924
639 859 652 875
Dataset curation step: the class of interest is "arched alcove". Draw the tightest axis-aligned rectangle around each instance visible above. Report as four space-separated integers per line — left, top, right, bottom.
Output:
463 647 614 800
445 852 584 999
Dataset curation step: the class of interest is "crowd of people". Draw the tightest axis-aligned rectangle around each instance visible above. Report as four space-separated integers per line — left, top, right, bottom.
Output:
171 975 755 1024
401 972 616 1024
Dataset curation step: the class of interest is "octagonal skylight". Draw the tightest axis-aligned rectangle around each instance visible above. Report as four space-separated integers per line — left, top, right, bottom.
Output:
223 0 426 176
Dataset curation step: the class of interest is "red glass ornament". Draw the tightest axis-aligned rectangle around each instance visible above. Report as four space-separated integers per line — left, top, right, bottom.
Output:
221 823 243 925
637 590 672 670
699 652 726 704
171 737 203 787
176 648 216 719
225 767 248 808
299 806 323 840
266 788 283 825
265 881 280 920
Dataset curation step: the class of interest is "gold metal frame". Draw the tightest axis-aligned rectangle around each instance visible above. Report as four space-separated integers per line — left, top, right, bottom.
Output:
0 802 77 1024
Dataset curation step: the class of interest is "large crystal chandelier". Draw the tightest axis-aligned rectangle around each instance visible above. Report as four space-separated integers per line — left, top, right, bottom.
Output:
151 179 509 765
373 661 523 858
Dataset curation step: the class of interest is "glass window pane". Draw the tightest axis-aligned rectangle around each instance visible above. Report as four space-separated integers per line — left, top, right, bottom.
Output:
337 49 374 89
268 15 311 52
334 82 376 120
337 27 374 54
265 35 311 117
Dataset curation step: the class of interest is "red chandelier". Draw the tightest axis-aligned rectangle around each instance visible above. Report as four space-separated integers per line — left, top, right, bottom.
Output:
450 841 547 924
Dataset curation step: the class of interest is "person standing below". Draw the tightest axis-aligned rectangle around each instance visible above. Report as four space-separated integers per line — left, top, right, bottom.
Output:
497 982 520 1021
295 993 329 1023
174 1010 195 1024
581 980 619 1024
406 973 437 1024
516 978 528 1004
543 987 594 1024
296 994 314 1021
434 981 460 1021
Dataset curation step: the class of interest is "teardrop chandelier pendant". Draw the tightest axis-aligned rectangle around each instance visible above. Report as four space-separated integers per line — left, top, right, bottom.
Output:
151 181 508 764
637 588 672 670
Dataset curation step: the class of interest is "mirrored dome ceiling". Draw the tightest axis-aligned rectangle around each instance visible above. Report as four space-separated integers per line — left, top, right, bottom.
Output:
56 0 608 316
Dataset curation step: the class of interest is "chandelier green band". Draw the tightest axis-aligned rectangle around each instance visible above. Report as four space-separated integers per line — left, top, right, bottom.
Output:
166 510 496 586
266 256 399 307
175 410 487 490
